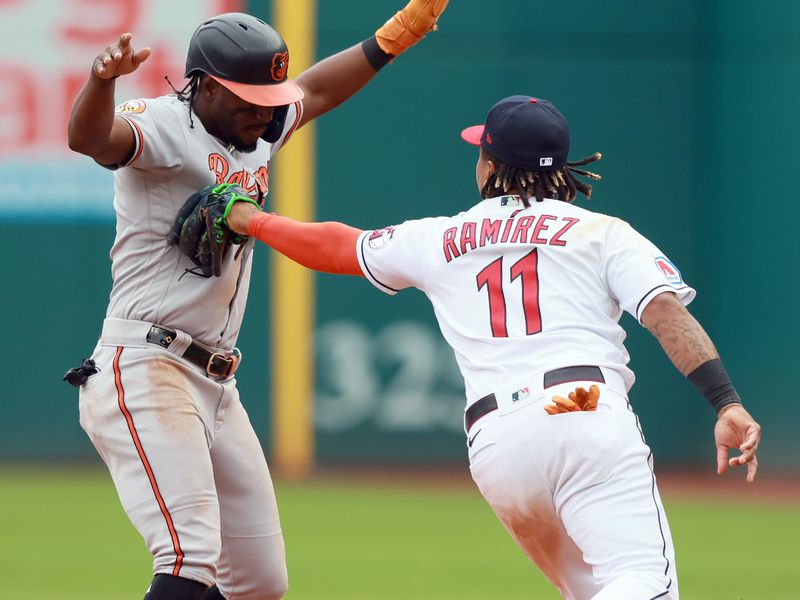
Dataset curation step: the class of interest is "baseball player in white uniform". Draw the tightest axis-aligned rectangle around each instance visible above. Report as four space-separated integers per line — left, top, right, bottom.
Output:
224 95 762 600
65 5 449 600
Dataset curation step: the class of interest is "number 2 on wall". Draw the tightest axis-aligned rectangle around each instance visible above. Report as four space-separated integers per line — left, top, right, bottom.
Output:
476 249 542 337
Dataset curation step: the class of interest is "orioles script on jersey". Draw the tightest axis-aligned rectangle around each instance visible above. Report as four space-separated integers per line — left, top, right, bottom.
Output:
443 211 580 262
208 153 270 198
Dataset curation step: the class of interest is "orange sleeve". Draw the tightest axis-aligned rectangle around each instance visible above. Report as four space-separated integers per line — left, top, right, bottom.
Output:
247 212 364 276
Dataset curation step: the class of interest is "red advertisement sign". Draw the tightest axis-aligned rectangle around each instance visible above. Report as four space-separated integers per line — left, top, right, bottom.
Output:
0 0 242 157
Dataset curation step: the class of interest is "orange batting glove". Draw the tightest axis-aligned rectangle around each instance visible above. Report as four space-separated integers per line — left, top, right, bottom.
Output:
544 385 600 415
376 0 449 56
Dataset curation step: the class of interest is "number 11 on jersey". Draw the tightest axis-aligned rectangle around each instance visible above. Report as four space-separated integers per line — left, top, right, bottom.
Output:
476 248 542 337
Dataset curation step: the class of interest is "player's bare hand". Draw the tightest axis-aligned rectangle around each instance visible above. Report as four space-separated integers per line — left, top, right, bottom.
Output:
227 200 262 235
714 404 761 483
93 33 151 80
544 385 600 414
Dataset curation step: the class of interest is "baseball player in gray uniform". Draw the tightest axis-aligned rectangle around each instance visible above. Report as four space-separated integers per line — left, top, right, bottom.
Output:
222 95 762 600
65 4 448 599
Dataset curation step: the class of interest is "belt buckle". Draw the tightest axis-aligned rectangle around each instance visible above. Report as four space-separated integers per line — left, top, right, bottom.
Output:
207 349 240 379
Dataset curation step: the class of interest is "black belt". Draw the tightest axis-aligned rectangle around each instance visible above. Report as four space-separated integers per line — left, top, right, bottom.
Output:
465 365 605 432
146 325 241 379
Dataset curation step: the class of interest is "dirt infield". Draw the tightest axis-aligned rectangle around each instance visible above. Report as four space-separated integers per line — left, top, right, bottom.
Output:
310 463 800 505
655 468 800 504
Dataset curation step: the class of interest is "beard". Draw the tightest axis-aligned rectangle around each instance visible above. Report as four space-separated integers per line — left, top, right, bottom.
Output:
231 137 259 153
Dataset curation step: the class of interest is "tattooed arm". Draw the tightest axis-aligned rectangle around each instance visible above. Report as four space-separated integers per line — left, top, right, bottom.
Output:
641 292 761 482
641 291 717 375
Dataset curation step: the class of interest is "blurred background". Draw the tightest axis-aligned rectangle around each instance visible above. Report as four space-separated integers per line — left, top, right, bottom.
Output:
1 0 798 598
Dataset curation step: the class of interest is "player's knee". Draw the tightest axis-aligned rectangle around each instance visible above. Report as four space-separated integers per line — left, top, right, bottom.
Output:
130 501 222 587
241 578 289 600
144 574 208 599
258 585 288 600
592 572 675 600
219 585 288 600
221 569 288 600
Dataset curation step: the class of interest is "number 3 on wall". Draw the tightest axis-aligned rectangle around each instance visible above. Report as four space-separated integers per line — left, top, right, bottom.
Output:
476 248 542 337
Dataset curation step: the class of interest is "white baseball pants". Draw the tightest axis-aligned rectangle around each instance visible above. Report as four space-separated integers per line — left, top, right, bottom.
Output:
467 367 679 600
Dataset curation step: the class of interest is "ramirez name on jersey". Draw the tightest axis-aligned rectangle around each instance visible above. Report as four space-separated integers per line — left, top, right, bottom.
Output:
443 209 580 263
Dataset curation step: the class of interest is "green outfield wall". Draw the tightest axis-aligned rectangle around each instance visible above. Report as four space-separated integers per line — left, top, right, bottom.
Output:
1 0 797 469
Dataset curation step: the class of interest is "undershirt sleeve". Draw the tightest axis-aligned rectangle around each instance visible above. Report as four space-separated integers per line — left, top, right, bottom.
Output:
247 212 363 275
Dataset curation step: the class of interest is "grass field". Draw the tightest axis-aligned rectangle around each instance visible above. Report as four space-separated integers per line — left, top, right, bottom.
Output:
1 466 797 599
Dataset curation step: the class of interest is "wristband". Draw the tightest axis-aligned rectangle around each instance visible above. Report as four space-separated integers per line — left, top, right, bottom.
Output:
687 358 742 415
361 36 394 71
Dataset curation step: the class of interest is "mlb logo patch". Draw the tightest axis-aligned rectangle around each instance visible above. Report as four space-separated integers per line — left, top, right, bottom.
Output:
500 195 522 207
540 157 553 167
654 256 683 285
511 387 530 402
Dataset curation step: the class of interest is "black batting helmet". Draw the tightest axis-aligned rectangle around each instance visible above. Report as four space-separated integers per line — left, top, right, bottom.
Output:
185 12 304 107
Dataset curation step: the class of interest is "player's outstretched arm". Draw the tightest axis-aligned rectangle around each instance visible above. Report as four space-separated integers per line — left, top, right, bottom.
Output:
641 291 762 482
295 0 448 128
227 201 364 276
67 33 151 165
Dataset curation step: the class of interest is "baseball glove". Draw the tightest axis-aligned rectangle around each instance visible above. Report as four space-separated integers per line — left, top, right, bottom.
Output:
167 183 262 277
544 384 600 415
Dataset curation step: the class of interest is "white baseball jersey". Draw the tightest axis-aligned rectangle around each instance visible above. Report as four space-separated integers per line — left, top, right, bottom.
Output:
356 194 695 405
107 95 302 349
357 193 691 599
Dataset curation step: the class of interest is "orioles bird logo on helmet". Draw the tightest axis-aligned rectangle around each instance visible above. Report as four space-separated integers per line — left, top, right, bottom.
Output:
271 52 289 81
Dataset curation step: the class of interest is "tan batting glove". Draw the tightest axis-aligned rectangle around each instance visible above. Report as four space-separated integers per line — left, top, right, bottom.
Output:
544 385 600 415
92 33 151 80
375 0 449 56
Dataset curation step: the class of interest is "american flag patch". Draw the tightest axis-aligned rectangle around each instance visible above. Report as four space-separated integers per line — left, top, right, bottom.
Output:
511 387 530 402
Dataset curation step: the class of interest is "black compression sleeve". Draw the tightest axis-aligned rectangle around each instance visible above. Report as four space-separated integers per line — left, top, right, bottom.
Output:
687 358 743 414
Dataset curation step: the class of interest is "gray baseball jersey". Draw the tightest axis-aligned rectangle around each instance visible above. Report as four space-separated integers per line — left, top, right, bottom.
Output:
79 94 302 595
108 95 302 349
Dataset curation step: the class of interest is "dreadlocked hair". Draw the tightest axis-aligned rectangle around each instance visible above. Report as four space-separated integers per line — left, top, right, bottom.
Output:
165 73 201 129
481 148 603 207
